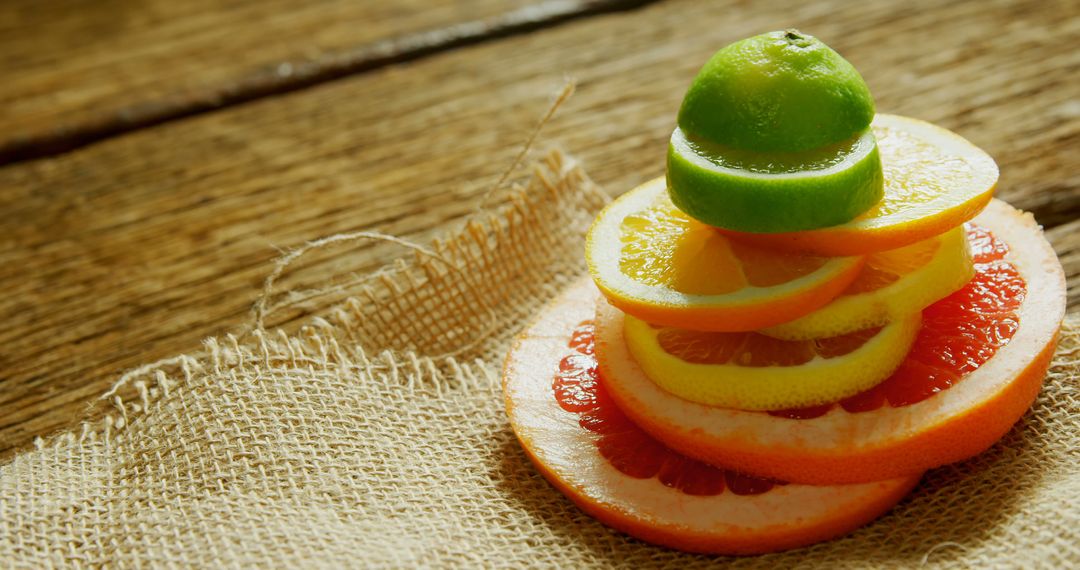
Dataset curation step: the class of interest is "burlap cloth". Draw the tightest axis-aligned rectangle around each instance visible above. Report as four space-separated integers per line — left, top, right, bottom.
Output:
2 151 1077 569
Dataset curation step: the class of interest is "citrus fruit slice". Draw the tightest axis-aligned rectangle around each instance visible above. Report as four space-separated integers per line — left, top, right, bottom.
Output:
595 199 1065 485
761 225 974 340
503 280 921 555
670 30 883 232
623 311 920 410
586 177 864 331
718 114 999 255
667 127 884 233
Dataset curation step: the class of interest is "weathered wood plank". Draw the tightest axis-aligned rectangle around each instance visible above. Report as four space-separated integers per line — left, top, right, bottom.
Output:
2 0 1078 458
0 0 651 163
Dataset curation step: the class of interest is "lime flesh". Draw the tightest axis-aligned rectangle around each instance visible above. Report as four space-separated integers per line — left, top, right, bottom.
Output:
667 127 884 233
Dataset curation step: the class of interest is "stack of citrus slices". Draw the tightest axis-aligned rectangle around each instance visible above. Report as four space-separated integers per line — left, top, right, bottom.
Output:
503 30 1066 555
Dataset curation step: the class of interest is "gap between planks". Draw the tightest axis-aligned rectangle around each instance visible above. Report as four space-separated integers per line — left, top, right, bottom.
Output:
0 0 657 167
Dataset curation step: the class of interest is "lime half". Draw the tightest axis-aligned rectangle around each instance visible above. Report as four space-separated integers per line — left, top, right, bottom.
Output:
668 30 884 232
678 30 875 153
667 127 884 233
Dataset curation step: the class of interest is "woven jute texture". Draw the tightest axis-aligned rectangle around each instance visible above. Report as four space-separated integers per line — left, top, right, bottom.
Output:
1 151 1077 569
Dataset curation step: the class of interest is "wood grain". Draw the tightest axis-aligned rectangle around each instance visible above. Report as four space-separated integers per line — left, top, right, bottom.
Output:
0 0 651 163
2 0 1078 459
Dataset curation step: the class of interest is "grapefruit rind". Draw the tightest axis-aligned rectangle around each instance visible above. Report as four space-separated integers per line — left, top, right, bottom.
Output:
586 177 864 331
503 279 921 555
595 199 1064 484
761 226 974 340
624 312 921 410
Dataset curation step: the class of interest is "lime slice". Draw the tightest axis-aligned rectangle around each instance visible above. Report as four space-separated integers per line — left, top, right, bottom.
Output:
667 127 884 232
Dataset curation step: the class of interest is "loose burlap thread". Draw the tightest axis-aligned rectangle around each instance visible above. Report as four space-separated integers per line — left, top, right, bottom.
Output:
1 151 1077 569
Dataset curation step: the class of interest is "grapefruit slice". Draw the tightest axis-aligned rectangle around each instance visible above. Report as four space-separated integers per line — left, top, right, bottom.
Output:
718 114 999 256
503 279 920 555
622 311 920 410
586 177 863 331
595 199 1064 485
761 226 974 340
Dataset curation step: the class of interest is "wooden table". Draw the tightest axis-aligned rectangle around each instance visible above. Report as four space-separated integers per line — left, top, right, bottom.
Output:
2 0 1077 460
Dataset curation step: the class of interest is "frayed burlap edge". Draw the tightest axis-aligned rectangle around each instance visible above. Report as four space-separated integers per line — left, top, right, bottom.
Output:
1 150 1077 569
80 148 608 445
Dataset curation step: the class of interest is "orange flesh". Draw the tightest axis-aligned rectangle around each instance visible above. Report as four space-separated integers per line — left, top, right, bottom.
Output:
593 179 868 333
619 200 829 295
844 234 939 294
728 239 831 287
858 127 981 219
718 192 991 256
556 321 780 496
768 225 1024 419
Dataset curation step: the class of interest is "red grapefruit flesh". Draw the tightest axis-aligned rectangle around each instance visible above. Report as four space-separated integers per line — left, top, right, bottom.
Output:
786 224 1025 414
503 282 920 555
595 199 1065 485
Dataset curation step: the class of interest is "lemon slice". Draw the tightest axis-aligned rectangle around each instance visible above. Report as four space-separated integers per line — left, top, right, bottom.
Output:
761 226 974 340
623 312 921 411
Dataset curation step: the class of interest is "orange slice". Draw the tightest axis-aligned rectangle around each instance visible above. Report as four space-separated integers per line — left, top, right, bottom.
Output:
719 114 998 256
596 199 1065 484
503 282 920 555
761 226 974 340
586 177 864 331
623 311 920 410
